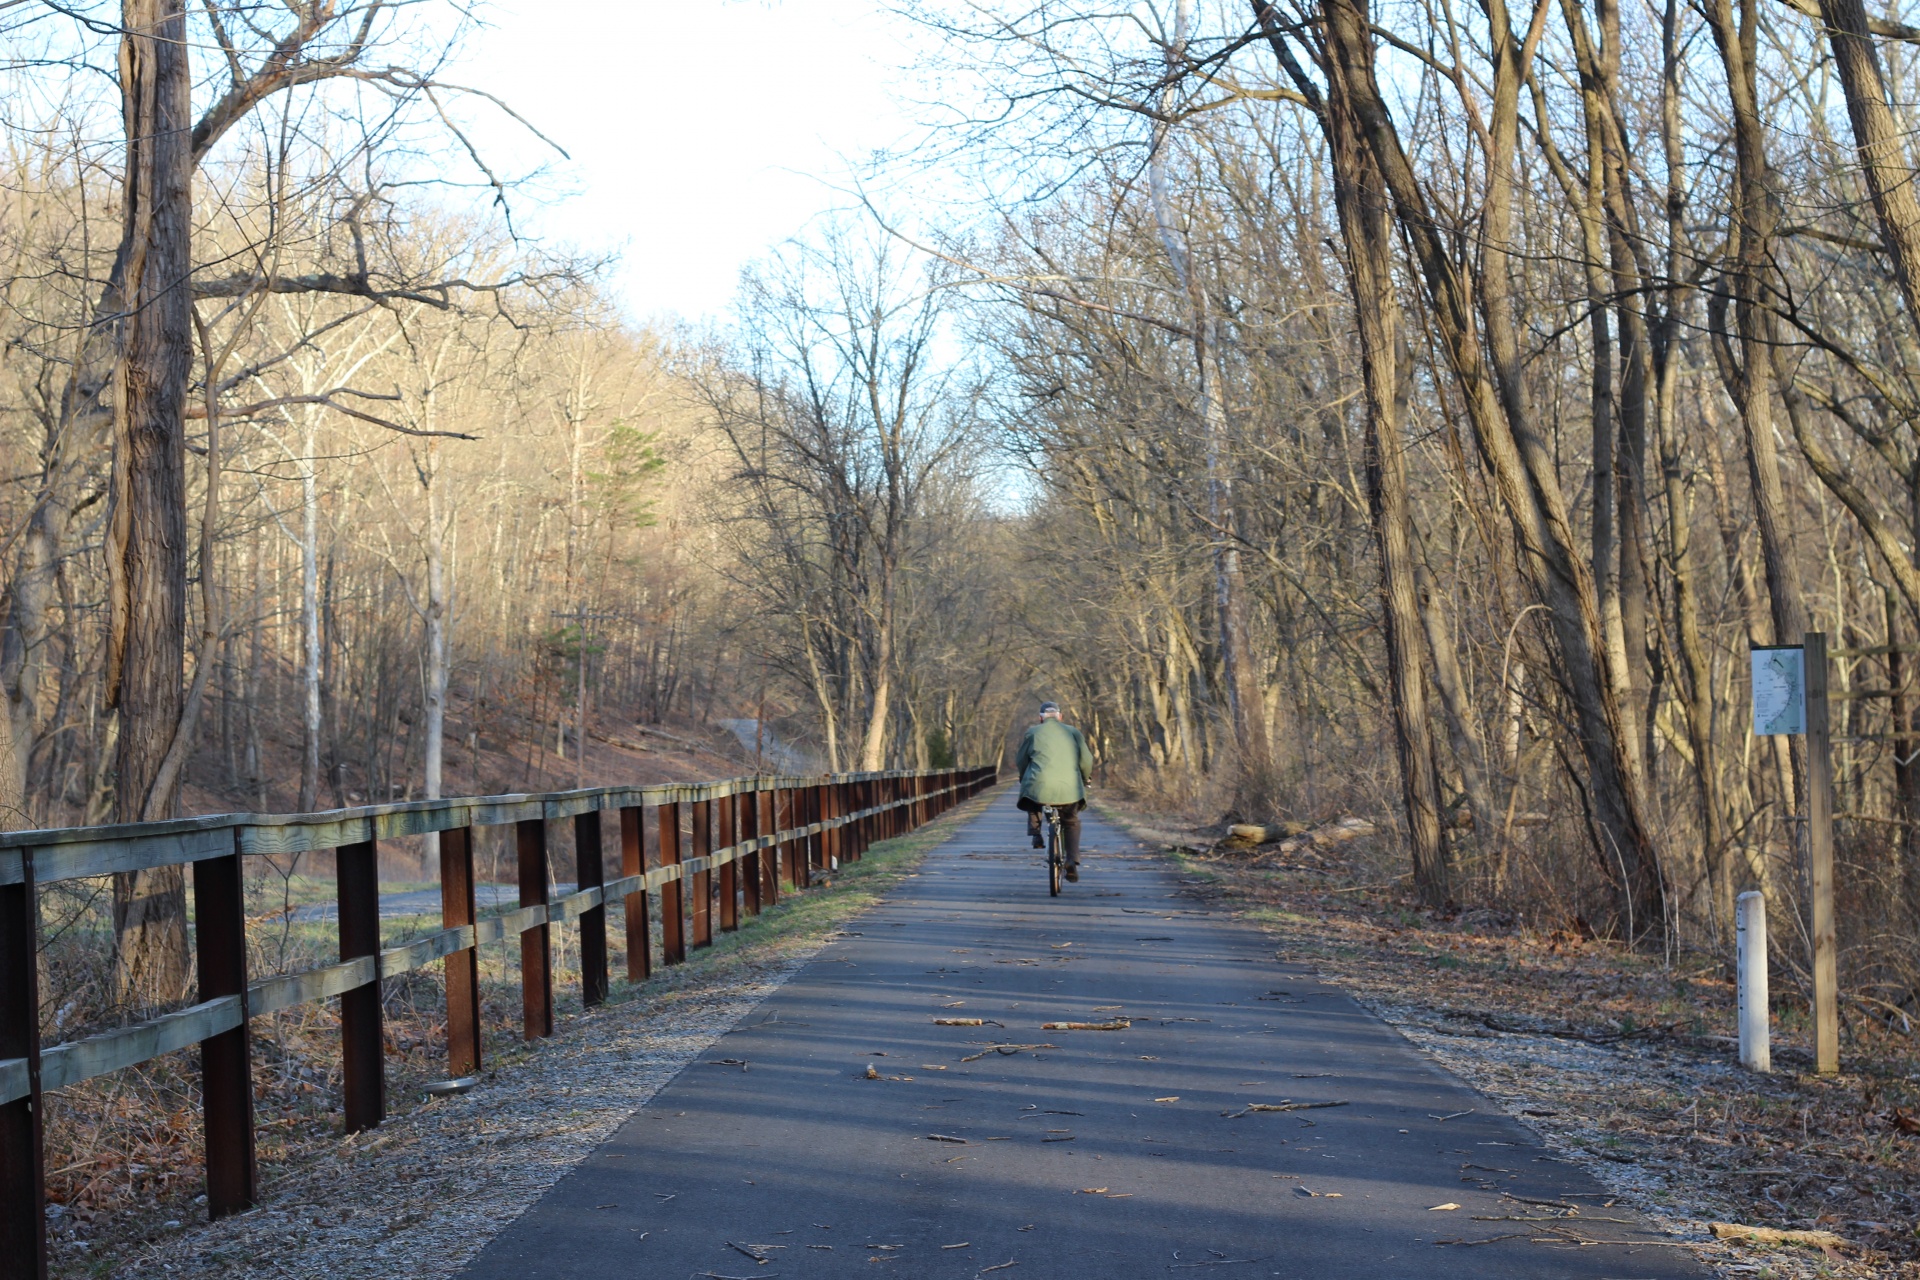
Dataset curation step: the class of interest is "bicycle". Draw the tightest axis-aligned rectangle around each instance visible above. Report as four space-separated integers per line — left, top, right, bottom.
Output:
1041 804 1065 896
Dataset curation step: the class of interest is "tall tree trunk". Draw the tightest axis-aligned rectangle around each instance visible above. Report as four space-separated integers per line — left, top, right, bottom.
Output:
108 0 193 1006
1259 2 1450 902
1155 2 1273 800
1817 0 1920 337
1703 0 1807 645
860 584 894 771
1310 0 1664 935
423 439 450 800
299 414 322 811
0 447 64 827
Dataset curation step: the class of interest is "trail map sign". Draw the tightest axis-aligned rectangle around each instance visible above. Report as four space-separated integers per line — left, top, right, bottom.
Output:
1752 645 1806 736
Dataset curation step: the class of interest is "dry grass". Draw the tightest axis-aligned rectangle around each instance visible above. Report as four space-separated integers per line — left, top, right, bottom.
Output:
1096 795 1920 1280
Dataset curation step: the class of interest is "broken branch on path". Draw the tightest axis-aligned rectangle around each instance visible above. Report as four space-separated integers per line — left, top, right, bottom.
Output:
1042 1019 1130 1030
1222 1100 1349 1118
960 1043 1056 1061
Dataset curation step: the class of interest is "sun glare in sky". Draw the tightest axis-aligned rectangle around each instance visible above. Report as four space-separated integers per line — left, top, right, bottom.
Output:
456 0 929 324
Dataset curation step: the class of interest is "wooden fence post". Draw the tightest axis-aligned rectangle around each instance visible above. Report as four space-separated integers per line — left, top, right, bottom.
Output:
760 786 779 906
517 819 553 1040
575 810 607 1008
1805 631 1839 1075
658 802 685 965
337 839 383 1133
690 796 713 949
0 851 45 1280
803 785 820 883
439 827 482 1077
620 807 650 981
844 778 860 861
821 781 837 873
865 776 878 851
817 775 833 875
193 841 255 1216
741 783 762 918
717 789 738 934
777 788 796 890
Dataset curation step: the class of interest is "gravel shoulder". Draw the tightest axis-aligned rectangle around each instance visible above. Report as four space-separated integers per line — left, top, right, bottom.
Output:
98 793 993 1280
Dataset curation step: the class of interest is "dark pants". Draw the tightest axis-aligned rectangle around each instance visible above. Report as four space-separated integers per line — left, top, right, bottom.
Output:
1020 799 1082 865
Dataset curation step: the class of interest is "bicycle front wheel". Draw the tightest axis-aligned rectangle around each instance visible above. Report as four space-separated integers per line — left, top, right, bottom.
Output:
1048 821 1062 896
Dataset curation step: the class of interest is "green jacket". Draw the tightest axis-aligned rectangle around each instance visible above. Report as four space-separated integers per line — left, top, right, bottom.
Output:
1016 719 1093 806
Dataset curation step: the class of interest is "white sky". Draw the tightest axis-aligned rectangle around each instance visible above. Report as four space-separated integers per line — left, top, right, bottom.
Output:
454 0 932 324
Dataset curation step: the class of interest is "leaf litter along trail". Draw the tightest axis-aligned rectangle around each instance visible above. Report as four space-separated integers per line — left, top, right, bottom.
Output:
1096 796 1920 1279
457 792 1703 1280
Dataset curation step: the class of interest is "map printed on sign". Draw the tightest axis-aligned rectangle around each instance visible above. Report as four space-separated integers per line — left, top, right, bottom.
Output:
1752 646 1806 735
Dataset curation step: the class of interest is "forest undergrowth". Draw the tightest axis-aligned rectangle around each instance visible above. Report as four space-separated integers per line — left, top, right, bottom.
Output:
1095 795 1920 1279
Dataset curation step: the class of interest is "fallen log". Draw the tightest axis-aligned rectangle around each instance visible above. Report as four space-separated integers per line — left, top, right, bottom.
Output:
1709 1222 1848 1248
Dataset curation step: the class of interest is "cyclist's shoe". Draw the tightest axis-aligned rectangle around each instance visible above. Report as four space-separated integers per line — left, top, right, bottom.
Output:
1065 865 1079 882
1031 834 1044 849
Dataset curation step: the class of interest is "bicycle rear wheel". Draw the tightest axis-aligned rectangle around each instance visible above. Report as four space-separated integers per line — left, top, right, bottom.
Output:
1047 814 1062 896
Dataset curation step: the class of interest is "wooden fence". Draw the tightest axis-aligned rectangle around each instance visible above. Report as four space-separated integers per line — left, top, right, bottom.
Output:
0 765 998 1280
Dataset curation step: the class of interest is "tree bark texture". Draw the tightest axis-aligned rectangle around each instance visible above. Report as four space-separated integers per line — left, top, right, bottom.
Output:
108 0 194 1006
1817 0 1920 339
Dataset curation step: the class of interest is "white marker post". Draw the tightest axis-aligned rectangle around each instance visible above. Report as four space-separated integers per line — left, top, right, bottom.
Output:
1735 891 1770 1073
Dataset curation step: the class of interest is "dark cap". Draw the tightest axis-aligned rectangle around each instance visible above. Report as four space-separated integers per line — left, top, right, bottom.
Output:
1039 701 1060 714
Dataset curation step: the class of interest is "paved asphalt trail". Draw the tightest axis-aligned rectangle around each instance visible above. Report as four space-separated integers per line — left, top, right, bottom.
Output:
460 793 1702 1279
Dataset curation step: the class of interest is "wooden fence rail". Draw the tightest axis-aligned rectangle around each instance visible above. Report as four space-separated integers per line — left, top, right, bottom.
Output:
0 764 999 1280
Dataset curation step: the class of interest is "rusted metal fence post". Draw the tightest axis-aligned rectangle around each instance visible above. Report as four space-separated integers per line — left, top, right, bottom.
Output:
741 783 762 918
620 807 650 982
517 820 554 1040
658 802 685 964
194 840 255 1216
337 839 384 1132
0 851 45 1280
690 797 713 949
439 827 483 1076
575 810 607 1007
717 789 739 933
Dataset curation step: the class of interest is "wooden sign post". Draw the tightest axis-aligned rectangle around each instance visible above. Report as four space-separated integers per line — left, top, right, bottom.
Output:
1803 632 1839 1075
1751 633 1839 1076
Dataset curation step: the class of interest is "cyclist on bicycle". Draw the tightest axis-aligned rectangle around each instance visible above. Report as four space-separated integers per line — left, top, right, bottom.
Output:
1015 701 1093 880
